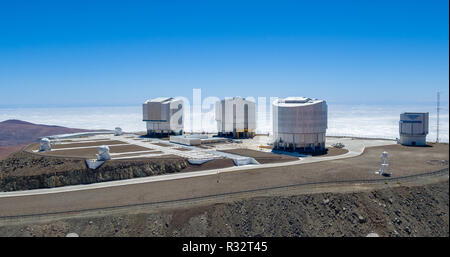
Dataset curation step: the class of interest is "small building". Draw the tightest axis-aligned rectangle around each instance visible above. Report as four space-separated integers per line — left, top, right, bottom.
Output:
399 112 429 146
272 97 328 153
143 97 184 136
215 97 256 139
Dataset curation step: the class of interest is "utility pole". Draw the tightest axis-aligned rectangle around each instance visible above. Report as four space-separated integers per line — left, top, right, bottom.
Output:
437 92 440 143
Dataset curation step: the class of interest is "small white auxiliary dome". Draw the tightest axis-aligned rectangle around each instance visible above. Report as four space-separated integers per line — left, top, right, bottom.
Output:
114 127 123 136
97 145 111 161
39 138 51 152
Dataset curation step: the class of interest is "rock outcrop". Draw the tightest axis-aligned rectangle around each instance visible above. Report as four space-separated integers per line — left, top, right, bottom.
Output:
0 151 189 191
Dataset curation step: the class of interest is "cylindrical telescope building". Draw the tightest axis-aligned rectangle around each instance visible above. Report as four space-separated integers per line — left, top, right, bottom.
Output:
143 97 184 136
272 97 328 153
215 97 256 139
399 112 429 146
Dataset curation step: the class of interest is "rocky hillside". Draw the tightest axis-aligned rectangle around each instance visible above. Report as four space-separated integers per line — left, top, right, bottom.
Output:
0 144 27 163
0 119 92 147
0 119 100 160
0 150 233 192
0 180 447 237
0 151 189 191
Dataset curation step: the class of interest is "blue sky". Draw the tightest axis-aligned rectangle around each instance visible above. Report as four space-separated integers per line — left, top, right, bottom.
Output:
0 0 448 107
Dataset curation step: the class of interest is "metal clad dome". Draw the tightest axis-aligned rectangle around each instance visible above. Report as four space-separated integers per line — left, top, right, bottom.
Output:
273 96 328 152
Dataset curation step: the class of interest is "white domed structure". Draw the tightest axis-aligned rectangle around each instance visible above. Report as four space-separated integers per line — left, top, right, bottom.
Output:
39 138 51 152
272 97 328 152
114 127 123 136
97 145 111 161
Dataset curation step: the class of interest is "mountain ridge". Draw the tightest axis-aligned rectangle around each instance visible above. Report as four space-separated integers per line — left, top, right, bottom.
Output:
0 119 101 159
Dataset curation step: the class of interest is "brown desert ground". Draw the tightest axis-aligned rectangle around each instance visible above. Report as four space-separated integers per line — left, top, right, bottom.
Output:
0 176 447 237
0 143 447 218
220 147 349 164
31 144 154 159
0 119 104 160
0 119 95 147
151 142 173 147
220 148 299 163
51 140 125 149
0 148 236 191
0 144 27 161
109 151 164 158
171 147 192 151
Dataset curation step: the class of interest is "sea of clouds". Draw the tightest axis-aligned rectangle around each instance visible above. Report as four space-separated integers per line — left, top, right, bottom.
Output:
0 104 448 142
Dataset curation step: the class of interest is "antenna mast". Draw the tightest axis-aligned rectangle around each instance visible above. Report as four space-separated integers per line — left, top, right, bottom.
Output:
437 91 440 143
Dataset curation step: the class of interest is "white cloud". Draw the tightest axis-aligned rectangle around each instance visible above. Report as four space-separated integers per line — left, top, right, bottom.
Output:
1 104 448 142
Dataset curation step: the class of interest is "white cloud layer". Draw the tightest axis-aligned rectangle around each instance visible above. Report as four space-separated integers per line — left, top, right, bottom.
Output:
0 104 448 142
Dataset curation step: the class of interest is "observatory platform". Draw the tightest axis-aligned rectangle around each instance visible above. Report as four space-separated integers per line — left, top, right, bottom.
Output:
24 131 373 171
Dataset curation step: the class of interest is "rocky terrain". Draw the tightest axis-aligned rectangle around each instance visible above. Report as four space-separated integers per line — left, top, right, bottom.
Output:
0 180 447 237
0 150 233 191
